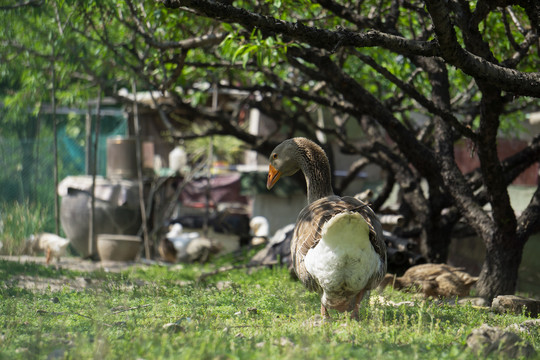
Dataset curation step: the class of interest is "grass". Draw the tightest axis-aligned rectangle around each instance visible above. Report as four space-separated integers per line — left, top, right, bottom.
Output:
0 251 539 360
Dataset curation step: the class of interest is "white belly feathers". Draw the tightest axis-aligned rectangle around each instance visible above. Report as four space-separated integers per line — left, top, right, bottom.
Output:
304 211 380 293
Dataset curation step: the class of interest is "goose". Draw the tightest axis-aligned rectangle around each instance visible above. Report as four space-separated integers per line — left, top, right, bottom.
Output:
267 137 387 319
158 223 200 263
26 233 70 264
379 263 478 298
249 216 270 245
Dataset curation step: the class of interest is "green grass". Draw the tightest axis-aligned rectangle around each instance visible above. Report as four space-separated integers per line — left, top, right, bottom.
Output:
0 255 539 360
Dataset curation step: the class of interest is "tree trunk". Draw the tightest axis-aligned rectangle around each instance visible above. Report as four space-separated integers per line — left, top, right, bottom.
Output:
416 57 455 263
477 232 524 302
473 81 520 301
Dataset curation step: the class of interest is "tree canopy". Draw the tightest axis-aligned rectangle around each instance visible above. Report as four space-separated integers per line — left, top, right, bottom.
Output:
1 0 540 301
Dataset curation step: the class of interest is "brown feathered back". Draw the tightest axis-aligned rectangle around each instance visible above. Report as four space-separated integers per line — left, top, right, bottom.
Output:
381 263 478 297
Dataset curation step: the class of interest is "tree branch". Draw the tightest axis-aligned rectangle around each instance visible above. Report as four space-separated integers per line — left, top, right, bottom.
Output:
425 0 540 97
517 185 540 240
502 30 539 68
311 0 376 29
0 0 42 10
353 50 477 140
336 157 369 194
287 46 441 178
158 0 439 56
501 134 540 185
126 0 227 50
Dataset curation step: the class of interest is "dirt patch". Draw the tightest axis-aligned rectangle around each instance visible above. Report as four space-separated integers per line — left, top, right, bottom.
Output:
3 275 99 292
0 255 152 292
1 255 151 272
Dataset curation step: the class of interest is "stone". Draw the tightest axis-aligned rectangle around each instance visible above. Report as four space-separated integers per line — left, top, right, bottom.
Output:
247 307 258 314
457 297 489 307
467 324 535 358
492 295 540 317
162 318 190 333
162 322 185 333
506 319 540 334
278 337 294 347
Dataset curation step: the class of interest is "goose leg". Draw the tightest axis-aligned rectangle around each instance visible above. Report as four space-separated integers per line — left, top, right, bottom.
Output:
46 248 52 265
320 304 330 318
351 289 366 320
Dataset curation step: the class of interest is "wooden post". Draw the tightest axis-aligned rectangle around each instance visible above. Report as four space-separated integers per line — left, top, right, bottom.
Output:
132 79 151 259
51 52 59 235
89 88 102 258
85 106 92 175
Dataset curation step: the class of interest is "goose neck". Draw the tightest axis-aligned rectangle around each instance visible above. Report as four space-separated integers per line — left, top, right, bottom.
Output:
297 149 333 204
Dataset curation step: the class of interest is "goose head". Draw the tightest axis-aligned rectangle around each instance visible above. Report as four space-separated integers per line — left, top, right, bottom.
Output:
267 137 333 204
267 139 302 190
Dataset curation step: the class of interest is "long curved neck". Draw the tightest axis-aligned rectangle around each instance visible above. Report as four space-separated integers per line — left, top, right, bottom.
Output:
296 143 334 204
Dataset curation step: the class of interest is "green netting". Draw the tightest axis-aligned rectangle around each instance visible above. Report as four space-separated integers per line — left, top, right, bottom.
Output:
0 114 126 206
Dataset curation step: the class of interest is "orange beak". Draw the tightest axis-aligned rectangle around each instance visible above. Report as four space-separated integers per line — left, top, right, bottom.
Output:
267 164 282 190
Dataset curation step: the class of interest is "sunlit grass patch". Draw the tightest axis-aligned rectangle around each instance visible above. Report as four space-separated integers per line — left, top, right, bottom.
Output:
0 259 538 359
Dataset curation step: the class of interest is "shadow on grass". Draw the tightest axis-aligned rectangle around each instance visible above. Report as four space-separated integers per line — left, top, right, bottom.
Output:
0 259 126 283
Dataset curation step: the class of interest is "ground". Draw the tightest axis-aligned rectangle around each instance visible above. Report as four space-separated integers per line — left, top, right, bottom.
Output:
0 255 156 292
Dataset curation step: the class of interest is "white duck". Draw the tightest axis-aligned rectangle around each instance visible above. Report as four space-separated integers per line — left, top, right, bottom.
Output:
159 223 199 263
267 137 387 319
26 233 70 264
249 216 270 245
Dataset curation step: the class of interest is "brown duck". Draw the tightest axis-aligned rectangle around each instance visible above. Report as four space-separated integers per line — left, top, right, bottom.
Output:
380 263 478 298
267 137 387 318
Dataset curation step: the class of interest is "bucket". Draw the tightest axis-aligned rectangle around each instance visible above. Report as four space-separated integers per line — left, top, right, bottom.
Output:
97 234 141 261
107 137 138 179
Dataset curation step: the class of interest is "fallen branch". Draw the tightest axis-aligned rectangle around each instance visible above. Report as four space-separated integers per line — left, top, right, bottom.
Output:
37 309 112 327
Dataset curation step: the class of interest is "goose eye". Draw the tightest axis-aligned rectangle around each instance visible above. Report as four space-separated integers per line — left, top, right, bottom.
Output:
272 153 278 159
